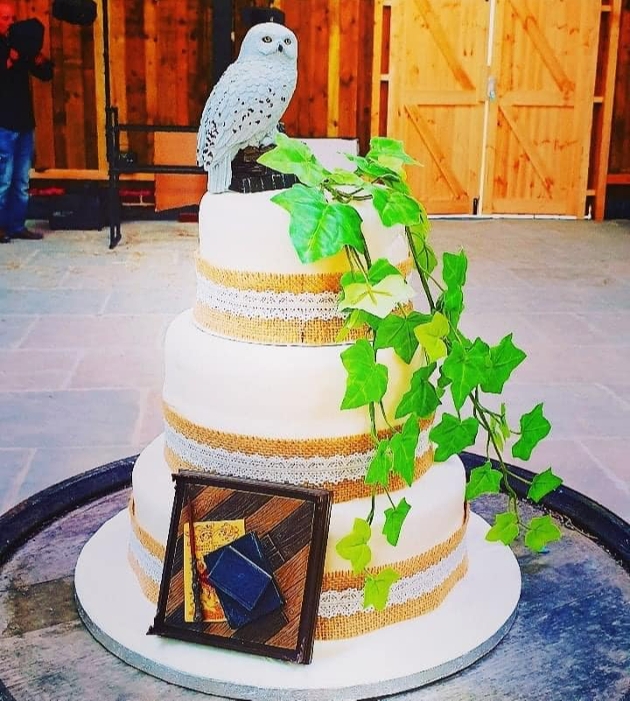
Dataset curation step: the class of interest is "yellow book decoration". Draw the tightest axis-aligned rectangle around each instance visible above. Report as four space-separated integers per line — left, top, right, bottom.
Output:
183 519 246 622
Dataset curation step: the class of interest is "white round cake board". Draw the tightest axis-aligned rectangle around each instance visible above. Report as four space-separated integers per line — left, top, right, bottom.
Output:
75 509 521 700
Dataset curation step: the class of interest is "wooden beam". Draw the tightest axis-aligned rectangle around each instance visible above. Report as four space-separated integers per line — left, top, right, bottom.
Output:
93 2 107 172
326 0 341 136
594 0 622 220
607 173 630 185
413 0 475 91
30 169 153 181
404 105 467 199
507 0 575 96
370 0 384 138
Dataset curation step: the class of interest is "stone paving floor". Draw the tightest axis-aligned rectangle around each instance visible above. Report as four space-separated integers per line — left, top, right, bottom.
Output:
0 215 628 523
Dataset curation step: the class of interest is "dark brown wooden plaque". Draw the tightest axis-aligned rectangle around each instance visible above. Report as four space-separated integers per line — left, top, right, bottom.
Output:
149 471 332 664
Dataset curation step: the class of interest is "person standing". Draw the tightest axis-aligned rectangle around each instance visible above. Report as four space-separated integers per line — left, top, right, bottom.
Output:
0 2 53 243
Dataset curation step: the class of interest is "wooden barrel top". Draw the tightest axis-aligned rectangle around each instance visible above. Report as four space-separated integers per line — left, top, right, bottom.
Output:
0 456 628 700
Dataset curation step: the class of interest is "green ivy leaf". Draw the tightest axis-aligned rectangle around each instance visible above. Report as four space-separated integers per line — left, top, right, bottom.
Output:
511 403 551 461
272 185 365 263
395 363 440 419
441 338 491 411
346 155 400 181
383 498 411 546
390 413 420 486
499 403 511 440
372 188 423 227
437 368 452 390
339 258 401 291
465 461 503 500
527 467 563 503
365 439 392 487
486 511 520 546
414 311 450 363
340 339 388 410
442 250 467 289
408 221 437 275
388 178 412 195
336 518 372 574
367 258 404 284
258 133 329 187
366 137 418 165
340 274 415 319
480 334 527 394
429 413 479 462
524 515 562 552
335 309 380 342
363 568 400 611
374 314 419 363
326 168 366 188
439 251 468 328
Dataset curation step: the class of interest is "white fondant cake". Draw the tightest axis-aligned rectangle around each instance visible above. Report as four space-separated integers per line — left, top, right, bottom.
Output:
127 188 469 641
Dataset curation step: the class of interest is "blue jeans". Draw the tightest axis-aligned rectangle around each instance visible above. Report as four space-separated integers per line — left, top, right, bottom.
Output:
0 127 34 235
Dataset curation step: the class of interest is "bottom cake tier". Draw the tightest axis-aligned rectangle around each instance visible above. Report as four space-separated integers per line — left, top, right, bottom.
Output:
77 506 521 699
128 434 469 640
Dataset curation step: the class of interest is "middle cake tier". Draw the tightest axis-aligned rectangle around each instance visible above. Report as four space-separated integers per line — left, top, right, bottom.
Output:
163 310 433 503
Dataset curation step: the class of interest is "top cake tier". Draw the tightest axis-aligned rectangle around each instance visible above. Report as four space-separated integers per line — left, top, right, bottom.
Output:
194 190 411 346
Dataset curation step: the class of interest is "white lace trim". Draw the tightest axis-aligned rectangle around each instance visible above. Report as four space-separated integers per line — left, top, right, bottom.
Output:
164 424 431 486
317 539 467 618
128 529 163 583
196 275 344 321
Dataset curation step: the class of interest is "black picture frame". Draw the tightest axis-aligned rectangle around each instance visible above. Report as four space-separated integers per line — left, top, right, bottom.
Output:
148 471 332 664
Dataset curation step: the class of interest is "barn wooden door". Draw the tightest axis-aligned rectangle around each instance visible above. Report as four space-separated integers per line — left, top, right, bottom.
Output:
380 0 601 216
483 0 600 215
386 0 490 214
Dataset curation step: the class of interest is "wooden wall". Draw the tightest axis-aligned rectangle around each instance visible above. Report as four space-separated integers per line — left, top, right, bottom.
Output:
24 0 99 171
14 0 629 217
18 0 373 177
276 0 375 151
609 5 630 177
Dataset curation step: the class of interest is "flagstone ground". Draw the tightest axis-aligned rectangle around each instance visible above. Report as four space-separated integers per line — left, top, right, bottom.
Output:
0 216 628 522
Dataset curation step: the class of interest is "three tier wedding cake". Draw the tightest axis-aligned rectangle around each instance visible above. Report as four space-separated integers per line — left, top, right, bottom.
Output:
126 183 469 642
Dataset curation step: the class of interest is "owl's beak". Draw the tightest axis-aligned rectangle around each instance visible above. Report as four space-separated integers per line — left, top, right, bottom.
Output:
277 44 283 53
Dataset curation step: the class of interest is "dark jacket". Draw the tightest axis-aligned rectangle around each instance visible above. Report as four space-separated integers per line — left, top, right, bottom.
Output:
0 34 53 132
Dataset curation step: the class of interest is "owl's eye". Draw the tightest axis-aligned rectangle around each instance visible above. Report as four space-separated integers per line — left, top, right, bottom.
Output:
262 36 272 43
283 38 292 45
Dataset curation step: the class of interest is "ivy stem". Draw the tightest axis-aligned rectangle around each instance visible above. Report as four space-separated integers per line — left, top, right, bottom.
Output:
366 494 376 525
378 401 395 431
405 227 436 311
471 390 520 512
368 402 378 444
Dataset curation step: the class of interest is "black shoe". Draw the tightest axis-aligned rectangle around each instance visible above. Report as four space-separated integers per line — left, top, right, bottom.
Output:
11 228 43 240
0 230 11 244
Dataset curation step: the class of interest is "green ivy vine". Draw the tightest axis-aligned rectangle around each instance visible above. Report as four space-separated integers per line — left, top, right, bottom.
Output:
258 133 563 610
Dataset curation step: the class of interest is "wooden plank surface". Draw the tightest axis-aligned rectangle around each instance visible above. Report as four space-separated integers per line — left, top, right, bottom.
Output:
154 132 206 211
61 20 86 169
337 0 360 138
123 0 149 164
485 0 600 216
386 0 488 214
609 3 630 175
29 0 55 169
48 10 68 169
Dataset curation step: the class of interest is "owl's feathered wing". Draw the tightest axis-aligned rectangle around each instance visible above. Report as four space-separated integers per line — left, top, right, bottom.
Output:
197 58 297 194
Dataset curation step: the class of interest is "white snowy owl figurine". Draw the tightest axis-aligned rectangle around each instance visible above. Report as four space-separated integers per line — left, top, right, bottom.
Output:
196 22 298 193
